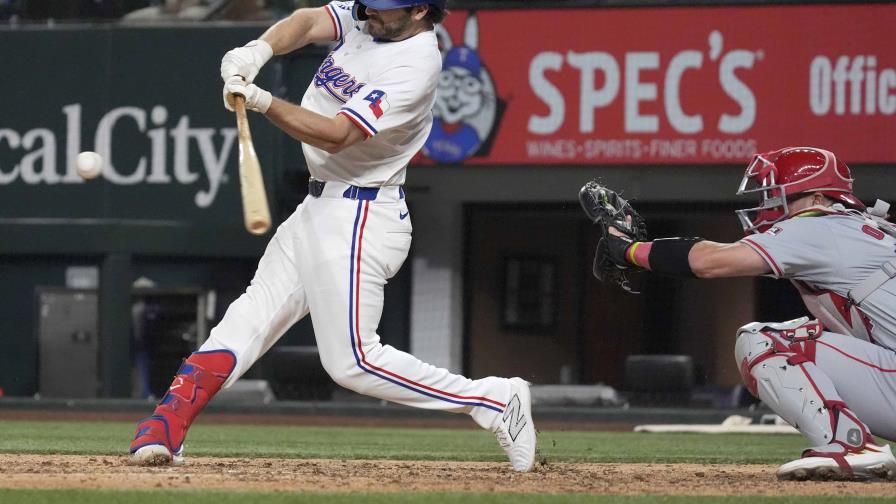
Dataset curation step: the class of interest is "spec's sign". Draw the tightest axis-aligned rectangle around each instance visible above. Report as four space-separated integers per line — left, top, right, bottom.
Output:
420 4 896 165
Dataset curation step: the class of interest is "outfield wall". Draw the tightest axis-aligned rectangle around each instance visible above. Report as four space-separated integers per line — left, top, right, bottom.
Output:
1 4 894 399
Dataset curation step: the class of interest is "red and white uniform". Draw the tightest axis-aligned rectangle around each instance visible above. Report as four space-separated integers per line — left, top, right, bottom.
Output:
199 1 512 431
738 207 896 442
742 207 896 348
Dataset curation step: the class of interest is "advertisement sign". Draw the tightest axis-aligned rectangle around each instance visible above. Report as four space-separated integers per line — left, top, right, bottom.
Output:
423 5 896 164
0 27 286 232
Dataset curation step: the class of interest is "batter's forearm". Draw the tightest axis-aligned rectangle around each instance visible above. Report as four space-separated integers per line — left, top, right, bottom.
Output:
264 98 360 153
260 7 334 55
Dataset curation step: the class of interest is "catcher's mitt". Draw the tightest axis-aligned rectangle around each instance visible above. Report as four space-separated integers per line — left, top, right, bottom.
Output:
578 181 648 292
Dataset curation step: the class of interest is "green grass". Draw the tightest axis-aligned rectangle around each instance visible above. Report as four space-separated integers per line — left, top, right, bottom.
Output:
0 419 807 464
0 490 890 504
0 420 885 503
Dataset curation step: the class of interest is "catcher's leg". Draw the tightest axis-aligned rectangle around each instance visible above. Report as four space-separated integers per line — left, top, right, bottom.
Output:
131 209 310 465
735 318 896 480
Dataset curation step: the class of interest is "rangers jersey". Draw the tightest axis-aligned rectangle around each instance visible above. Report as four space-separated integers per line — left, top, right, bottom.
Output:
741 207 896 350
299 1 441 187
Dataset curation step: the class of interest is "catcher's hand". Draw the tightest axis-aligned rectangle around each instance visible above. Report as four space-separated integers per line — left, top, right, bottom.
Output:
579 181 648 292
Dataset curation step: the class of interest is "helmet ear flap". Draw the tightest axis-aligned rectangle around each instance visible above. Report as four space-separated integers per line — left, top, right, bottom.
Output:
353 1 369 20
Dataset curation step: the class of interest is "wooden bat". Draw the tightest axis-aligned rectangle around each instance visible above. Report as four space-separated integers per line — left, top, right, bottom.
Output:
233 94 272 235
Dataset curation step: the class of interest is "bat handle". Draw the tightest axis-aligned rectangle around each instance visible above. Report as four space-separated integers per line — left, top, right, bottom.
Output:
233 92 271 236
233 94 249 129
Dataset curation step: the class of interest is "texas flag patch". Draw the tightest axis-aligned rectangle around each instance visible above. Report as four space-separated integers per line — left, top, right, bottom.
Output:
364 89 390 119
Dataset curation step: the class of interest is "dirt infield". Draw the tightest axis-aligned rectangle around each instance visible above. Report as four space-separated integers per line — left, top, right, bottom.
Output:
1 454 893 496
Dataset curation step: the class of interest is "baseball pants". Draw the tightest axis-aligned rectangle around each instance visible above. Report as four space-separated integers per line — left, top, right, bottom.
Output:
198 181 510 430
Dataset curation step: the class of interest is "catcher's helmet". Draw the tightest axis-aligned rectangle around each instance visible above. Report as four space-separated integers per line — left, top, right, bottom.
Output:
736 147 865 234
353 0 446 20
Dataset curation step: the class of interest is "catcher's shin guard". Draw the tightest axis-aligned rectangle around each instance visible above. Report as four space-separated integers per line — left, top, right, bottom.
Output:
130 349 236 465
735 319 876 478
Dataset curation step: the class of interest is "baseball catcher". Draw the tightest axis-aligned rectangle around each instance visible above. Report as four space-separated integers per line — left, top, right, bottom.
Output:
581 147 896 481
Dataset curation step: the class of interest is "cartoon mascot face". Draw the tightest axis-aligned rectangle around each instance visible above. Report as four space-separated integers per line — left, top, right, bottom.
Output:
435 47 484 124
424 14 500 164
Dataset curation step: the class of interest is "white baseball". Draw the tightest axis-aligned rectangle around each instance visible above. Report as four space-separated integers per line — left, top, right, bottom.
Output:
76 151 104 180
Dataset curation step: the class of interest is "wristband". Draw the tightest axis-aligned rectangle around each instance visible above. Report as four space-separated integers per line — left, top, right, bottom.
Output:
625 241 650 268
246 39 274 66
646 237 703 278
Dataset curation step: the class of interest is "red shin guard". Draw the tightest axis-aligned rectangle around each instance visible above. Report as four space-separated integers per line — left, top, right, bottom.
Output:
130 350 236 454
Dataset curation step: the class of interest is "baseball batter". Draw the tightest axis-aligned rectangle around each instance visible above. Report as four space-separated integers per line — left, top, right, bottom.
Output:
585 147 896 480
130 0 536 472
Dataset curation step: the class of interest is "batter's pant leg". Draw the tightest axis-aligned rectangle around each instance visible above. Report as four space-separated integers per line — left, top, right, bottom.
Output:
200 207 311 387
297 197 511 430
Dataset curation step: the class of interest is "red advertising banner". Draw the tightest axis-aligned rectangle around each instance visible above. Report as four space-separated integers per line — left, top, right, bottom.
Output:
418 4 896 165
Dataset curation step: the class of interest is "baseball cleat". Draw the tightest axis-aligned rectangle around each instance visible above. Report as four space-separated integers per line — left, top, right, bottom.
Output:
776 443 896 481
130 444 185 467
129 415 185 466
494 377 537 472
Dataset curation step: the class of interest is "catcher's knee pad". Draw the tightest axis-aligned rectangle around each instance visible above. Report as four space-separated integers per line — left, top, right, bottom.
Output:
734 318 870 449
734 316 822 393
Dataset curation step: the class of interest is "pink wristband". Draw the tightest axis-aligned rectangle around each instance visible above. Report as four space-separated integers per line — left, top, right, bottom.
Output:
626 241 653 270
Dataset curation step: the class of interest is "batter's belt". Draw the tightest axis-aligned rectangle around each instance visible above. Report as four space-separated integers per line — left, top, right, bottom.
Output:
308 178 405 202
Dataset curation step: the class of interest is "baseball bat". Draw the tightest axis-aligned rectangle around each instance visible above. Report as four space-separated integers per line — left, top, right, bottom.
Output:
233 94 272 235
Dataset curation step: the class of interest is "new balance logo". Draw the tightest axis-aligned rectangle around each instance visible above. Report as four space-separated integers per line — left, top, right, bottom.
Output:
502 394 527 442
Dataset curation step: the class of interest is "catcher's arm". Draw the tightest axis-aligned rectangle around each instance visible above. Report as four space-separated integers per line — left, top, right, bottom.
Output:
580 182 770 284
581 181 771 290
683 241 771 278
606 227 770 278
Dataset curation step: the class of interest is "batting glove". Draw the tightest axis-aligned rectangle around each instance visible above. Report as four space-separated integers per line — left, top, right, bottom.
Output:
224 77 273 114
220 39 273 84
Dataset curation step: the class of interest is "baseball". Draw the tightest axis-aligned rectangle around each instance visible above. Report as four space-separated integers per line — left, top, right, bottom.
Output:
76 151 104 180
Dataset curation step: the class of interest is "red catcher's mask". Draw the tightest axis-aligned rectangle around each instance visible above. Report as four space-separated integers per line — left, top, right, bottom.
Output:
735 147 865 234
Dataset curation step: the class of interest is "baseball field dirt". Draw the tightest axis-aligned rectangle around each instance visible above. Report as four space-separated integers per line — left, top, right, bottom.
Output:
1 454 894 497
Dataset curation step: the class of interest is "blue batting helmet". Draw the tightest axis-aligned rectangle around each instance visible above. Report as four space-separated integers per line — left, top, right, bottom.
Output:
353 0 446 20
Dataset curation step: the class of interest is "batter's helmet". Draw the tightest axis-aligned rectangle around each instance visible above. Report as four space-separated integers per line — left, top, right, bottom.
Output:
353 0 446 20
735 147 865 234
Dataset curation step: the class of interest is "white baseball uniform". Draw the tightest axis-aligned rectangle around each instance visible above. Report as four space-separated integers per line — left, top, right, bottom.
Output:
198 1 512 431
738 206 896 442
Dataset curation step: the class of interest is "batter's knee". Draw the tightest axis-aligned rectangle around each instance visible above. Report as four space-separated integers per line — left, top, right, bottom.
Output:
317 352 365 393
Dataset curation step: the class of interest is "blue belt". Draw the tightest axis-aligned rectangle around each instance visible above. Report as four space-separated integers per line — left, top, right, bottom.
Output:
308 179 404 201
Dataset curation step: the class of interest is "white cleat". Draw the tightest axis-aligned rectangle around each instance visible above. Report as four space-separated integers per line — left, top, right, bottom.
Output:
777 444 896 481
494 377 537 472
130 444 185 467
